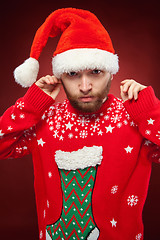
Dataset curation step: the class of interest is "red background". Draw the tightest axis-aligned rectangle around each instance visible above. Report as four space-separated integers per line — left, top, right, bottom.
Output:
0 0 160 239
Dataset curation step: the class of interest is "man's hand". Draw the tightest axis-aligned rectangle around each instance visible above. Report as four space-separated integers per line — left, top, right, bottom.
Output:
35 75 61 100
120 79 147 102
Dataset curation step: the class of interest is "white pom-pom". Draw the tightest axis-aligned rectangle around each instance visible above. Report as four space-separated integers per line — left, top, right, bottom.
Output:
14 57 39 88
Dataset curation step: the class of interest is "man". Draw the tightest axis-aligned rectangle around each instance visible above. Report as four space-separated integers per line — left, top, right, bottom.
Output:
0 8 160 240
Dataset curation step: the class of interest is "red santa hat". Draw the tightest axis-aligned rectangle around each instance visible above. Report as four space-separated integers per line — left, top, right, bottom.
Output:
14 8 119 88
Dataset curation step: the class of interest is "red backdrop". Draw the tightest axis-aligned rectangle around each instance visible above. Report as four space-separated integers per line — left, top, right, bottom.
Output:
0 1 160 239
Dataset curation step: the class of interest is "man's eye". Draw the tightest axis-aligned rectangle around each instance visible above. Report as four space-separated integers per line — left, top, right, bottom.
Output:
68 72 77 76
92 70 101 74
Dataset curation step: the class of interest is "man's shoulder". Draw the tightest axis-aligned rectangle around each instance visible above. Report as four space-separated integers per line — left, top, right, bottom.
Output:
41 99 68 120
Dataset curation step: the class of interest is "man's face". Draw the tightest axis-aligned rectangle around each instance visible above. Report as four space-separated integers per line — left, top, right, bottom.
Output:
60 69 112 113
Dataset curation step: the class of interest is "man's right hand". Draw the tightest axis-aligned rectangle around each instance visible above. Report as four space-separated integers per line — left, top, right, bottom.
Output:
35 75 61 100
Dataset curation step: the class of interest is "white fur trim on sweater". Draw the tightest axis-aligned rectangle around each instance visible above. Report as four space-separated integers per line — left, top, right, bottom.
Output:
46 230 52 240
87 227 100 240
55 146 103 170
14 57 39 88
52 48 119 78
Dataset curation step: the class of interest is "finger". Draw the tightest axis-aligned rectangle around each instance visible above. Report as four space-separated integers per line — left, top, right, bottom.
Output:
121 79 132 85
133 85 141 100
128 82 137 99
121 80 134 93
120 79 135 85
120 85 128 101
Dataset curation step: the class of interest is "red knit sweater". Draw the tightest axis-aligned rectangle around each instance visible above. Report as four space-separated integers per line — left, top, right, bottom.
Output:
0 84 160 240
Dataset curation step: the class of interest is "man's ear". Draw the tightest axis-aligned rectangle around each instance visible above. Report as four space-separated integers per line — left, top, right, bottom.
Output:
111 74 113 80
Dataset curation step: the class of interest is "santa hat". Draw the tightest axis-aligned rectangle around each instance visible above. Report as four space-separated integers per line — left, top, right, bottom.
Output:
14 8 119 88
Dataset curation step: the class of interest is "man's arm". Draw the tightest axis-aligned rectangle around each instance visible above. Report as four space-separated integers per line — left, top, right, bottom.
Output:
120 79 160 162
0 75 60 160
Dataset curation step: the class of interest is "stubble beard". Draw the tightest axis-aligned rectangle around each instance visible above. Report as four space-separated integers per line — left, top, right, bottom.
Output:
62 78 112 113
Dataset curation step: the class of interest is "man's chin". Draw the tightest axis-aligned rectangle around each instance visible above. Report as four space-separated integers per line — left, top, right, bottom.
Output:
70 100 103 113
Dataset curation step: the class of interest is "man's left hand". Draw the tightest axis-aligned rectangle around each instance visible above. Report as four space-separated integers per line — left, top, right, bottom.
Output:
120 79 147 102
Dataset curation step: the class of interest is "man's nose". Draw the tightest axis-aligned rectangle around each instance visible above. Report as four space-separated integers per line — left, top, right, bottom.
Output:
79 75 92 94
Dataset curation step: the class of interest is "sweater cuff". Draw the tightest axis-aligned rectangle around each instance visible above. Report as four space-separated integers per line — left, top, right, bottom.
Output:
123 86 160 122
23 83 55 114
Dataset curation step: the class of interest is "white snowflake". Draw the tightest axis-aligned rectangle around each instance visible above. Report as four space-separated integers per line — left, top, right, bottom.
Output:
16 147 22 154
77 116 90 127
64 112 71 119
68 133 73 139
91 124 99 132
19 113 25 119
130 121 135 127
55 122 61 130
104 115 110 121
0 130 4 137
41 113 46 120
95 117 100 122
145 130 151 135
127 195 139 207
111 185 118 194
53 130 59 138
135 233 142 240
48 172 52 178
156 131 160 140
48 110 53 117
49 121 53 125
16 101 24 109
116 102 123 110
79 130 88 138
11 113 16 120
39 230 43 239
59 135 64 141
49 126 54 131
110 114 121 123
117 122 122 128
58 116 62 121
144 140 151 146
123 120 128 125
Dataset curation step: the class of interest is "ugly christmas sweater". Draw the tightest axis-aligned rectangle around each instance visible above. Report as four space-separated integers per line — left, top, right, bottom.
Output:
0 84 160 240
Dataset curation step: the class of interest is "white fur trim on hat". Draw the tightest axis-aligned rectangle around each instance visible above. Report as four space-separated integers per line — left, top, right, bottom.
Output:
14 57 39 88
55 146 103 170
52 48 119 78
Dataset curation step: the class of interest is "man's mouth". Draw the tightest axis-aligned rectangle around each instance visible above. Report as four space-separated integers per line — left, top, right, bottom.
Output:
79 96 95 102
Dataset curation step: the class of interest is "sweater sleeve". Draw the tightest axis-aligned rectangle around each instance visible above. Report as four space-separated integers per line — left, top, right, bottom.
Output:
0 84 54 160
123 86 160 163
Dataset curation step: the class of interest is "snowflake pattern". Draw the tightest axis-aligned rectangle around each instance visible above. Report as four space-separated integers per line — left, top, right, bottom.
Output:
16 147 23 154
16 101 24 110
156 131 160 140
127 195 139 207
111 185 118 194
135 233 142 240
43 98 137 142
39 230 43 239
19 113 25 119
0 130 4 137
145 130 151 135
